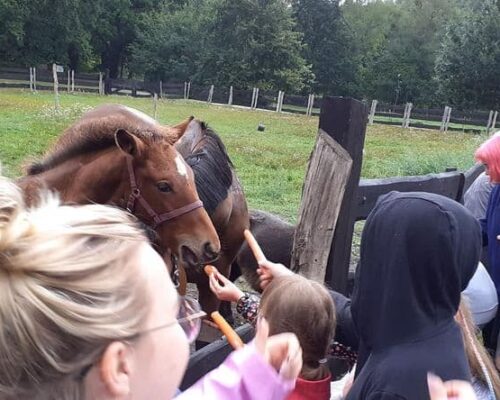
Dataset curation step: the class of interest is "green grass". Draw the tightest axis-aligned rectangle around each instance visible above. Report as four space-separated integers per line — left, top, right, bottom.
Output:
0 89 486 221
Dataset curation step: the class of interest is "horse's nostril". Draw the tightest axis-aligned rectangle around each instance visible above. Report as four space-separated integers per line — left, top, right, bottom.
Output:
181 245 199 267
203 242 218 260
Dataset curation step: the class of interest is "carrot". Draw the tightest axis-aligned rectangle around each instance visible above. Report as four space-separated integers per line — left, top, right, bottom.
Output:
204 265 218 277
244 229 267 263
211 311 244 350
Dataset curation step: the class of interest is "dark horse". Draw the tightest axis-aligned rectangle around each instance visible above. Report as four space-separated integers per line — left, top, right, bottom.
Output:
176 119 250 316
17 104 221 285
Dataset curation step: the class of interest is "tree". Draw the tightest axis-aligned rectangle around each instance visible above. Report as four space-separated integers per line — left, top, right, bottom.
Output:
435 0 500 109
129 1 209 82
197 0 313 91
291 0 354 96
0 0 29 63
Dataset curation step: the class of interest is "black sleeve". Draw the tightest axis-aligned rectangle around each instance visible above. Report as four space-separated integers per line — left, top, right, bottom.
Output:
329 289 359 351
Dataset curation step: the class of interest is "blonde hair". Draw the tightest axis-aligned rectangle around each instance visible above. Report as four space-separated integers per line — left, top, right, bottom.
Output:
0 175 150 399
457 296 500 399
260 275 336 381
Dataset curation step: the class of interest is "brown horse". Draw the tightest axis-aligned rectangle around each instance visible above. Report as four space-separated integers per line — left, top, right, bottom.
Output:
17 104 221 283
176 119 250 316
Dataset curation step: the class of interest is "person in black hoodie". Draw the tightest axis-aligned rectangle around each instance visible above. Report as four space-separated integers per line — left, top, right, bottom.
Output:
346 191 481 400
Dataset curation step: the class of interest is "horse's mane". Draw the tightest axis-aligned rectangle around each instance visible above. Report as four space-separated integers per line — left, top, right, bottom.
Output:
27 112 168 175
185 123 233 214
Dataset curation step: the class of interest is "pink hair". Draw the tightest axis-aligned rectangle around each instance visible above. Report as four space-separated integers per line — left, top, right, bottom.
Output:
475 132 500 183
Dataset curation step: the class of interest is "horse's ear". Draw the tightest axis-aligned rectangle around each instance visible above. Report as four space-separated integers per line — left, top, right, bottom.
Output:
167 116 195 144
114 129 143 156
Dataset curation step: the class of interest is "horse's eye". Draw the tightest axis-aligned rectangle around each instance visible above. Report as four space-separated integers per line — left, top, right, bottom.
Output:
157 182 172 193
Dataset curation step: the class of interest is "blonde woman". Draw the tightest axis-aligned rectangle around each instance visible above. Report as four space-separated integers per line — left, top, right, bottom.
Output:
0 174 302 400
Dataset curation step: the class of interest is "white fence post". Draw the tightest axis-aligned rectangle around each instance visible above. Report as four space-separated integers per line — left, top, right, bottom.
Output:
207 85 214 104
369 100 378 125
440 106 451 132
33 67 37 92
254 88 259 109
99 72 104 95
492 111 498 133
276 91 282 112
402 102 412 128
187 82 191 99
71 70 75 93
306 94 315 116
486 110 494 135
153 93 158 119
184 82 187 100
52 63 59 111
29 67 33 92
160 81 163 99
67 70 70 92
228 86 233 106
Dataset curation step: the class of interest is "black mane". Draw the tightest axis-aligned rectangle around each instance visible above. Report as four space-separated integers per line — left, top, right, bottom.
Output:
185 125 233 214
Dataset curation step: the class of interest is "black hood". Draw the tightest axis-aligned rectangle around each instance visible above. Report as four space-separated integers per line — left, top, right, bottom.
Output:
352 191 481 350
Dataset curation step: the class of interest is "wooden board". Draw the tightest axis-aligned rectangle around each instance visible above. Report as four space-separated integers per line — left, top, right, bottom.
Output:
291 129 353 283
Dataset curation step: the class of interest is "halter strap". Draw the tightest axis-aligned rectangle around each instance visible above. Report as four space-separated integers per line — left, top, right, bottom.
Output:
125 157 203 228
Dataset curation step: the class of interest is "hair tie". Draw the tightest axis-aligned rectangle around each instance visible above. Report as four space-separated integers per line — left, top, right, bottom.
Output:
318 358 328 365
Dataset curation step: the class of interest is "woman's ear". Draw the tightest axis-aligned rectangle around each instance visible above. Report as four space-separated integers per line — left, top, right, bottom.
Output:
98 341 133 398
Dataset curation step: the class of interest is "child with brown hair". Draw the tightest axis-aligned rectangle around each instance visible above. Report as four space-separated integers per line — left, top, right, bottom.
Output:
209 272 336 400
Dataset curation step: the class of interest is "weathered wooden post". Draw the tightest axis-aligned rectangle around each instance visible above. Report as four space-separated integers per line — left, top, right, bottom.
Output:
159 81 163 99
71 70 75 93
291 97 368 290
322 97 368 293
440 106 452 133
445 107 452 132
368 100 378 125
228 86 233 105
52 63 60 111
67 70 71 92
306 94 315 116
33 67 37 92
184 82 187 100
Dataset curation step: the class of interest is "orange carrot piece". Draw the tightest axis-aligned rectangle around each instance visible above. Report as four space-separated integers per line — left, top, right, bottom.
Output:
204 265 218 277
244 229 267 263
211 311 244 350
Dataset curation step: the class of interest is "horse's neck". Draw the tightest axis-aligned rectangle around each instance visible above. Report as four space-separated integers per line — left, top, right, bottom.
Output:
18 150 126 206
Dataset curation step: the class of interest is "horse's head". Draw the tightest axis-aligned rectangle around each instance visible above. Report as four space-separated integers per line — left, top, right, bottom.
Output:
114 119 220 269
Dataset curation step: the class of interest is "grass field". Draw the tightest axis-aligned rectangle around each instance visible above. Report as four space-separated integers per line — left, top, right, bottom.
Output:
0 89 486 221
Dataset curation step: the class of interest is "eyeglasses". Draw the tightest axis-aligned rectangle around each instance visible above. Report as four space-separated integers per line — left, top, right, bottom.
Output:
128 296 206 343
77 296 205 379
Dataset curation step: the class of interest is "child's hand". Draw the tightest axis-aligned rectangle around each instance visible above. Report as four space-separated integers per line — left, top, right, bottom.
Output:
209 271 245 302
255 317 303 381
257 260 294 290
427 373 477 400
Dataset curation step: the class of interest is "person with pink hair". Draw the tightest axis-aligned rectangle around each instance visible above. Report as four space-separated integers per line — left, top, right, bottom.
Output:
475 132 500 370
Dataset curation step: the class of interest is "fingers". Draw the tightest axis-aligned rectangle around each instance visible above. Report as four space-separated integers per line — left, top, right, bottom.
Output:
427 373 447 400
427 373 476 400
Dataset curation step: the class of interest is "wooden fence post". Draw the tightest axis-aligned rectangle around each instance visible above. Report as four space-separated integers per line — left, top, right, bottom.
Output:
321 97 368 293
306 94 312 116
184 82 187 100
187 82 191 99
67 70 70 92
368 100 377 125
445 107 452 132
71 70 75 93
250 87 259 109
228 86 233 105
33 67 37 92
306 94 315 116
52 63 59 111
276 91 282 112
160 81 163 99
